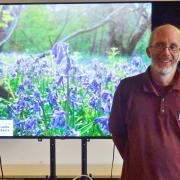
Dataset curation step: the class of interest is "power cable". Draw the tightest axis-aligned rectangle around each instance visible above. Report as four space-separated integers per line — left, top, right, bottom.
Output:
0 156 4 180
72 174 93 180
110 143 115 178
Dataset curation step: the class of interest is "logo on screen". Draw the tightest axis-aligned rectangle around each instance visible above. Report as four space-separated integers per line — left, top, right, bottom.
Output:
0 120 13 136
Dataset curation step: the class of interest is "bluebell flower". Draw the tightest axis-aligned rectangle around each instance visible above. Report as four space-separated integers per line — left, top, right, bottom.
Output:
64 126 80 136
55 47 64 65
16 99 26 113
26 118 38 131
52 43 69 65
31 100 41 113
121 62 129 69
101 90 113 101
94 116 109 134
64 57 71 75
114 79 121 90
106 72 113 83
33 89 41 100
89 95 99 110
89 79 101 94
131 56 142 67
46 88 58 106
23 79 32 89
56 76 63 86
17 85 25 95
34 129 43 136
101 99 112 114
51 109 66 128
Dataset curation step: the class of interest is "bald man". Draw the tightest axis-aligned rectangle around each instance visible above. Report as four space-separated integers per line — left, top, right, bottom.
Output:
109 24 180 180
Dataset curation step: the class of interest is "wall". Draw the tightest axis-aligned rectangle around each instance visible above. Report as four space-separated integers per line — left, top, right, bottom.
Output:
0 139 122 165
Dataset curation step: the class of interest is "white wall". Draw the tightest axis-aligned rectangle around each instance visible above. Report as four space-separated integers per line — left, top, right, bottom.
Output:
0 139 123 165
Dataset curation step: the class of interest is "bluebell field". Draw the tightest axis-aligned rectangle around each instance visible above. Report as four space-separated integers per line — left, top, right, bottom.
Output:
0 43 148 137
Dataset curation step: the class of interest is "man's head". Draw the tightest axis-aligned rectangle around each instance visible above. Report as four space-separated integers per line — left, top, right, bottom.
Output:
146 24 180 76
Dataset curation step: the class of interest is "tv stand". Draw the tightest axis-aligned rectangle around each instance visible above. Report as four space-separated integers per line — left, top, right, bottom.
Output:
49 138 56 180
46 138 91 180
81 138 91 180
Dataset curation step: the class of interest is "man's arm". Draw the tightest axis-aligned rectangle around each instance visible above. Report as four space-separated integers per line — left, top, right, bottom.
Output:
109 80 127 159
112 133 126 159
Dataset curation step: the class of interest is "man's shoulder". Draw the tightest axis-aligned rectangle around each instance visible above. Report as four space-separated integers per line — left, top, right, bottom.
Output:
115 72 146 98
121 72 145 87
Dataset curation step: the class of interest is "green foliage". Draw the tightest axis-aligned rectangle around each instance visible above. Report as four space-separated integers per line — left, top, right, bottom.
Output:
2 4 151 58
135 29 151 63
135 29 150 54
107 47 120 61
3 6 60 53
0 7 14 28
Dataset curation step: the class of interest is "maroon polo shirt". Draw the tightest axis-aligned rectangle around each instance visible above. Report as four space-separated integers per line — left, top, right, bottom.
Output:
109 67 180 180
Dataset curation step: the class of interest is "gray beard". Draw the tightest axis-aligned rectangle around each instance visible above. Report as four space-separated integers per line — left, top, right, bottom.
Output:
155 62 178 76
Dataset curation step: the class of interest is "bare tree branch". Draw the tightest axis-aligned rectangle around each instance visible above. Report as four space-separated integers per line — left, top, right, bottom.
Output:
60 6 124 42
35 4 150 59
52 8 70 45
35 6 127 59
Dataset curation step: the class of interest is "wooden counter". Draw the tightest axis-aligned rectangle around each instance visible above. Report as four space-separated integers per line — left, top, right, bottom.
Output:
3 164 122 178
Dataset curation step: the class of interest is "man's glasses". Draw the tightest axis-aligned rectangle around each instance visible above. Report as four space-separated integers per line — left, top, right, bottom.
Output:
149 43 180 53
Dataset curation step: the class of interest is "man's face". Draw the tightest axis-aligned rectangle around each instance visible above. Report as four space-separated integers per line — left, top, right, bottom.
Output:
146 26 180 76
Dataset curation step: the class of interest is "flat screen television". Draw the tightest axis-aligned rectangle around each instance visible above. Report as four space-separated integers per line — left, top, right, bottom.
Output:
0 1 151 138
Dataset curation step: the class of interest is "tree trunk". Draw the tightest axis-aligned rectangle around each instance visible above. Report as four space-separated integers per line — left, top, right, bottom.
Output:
125 17 151 55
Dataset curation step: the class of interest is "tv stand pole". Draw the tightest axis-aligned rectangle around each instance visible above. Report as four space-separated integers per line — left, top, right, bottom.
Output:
81 138 90 180
49 138 56 180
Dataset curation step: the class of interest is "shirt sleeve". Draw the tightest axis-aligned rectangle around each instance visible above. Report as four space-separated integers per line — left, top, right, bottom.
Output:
108 80 127 158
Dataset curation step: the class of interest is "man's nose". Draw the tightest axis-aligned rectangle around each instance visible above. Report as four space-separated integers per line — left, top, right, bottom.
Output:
161 47 172 55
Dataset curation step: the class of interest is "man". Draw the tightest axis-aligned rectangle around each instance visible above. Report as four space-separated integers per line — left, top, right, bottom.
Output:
109 24 180 180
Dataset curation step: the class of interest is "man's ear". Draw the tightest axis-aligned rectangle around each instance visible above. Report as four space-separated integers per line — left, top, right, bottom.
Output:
146 47 151 58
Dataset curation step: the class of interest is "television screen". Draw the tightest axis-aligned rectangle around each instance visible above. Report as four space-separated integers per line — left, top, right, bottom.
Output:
0 2 151 138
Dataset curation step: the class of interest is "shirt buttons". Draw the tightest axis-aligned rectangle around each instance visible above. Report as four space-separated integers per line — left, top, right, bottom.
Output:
160 98 165 113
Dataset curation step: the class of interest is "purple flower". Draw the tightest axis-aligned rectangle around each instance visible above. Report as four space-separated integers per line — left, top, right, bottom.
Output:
52 43 69 65
33 89 41 99
101 90 113 101
114 79 121 90
64 126 80 136
101 99 112 114
35 129 43 136
16 98 26 113
17 85 25 95
131 56 142 67
51 110 66 128
106 72 113 83
31 100 41 113
94 116 109 134
64 57 71 75
56 76 63 86
89 79 101 94
89 95 99 110
23 79 32 89
46 88 58 106
26 118 38 131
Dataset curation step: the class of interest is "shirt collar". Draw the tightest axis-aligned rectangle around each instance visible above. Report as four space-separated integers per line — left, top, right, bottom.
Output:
142 66 180 94
142 67 158 95
171 68 180 90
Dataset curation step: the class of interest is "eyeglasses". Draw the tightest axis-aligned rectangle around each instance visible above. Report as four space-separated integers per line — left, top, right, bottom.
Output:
149 43 180 53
